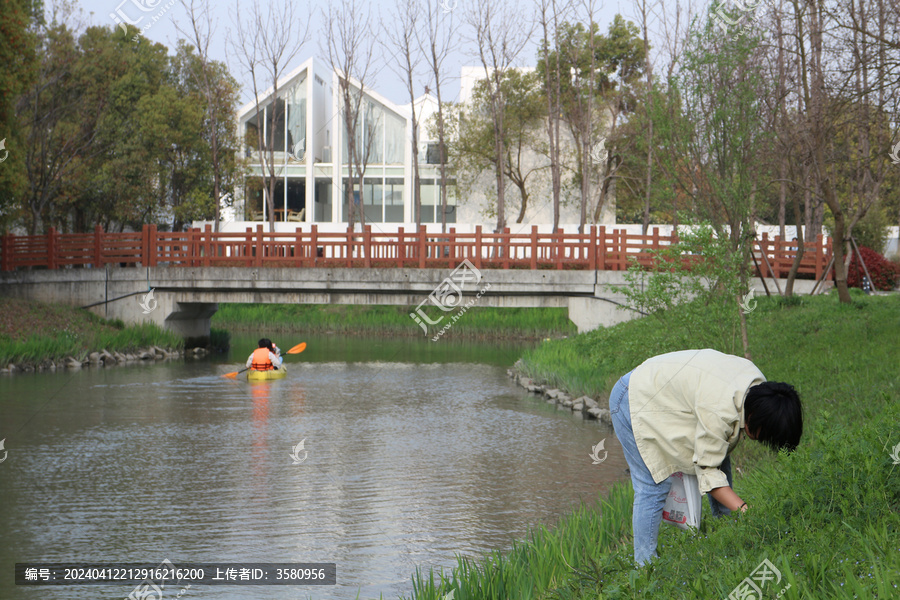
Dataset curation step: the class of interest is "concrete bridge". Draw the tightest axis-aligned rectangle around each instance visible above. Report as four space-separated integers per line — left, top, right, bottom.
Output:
0 225 831 341
0 266 823 343
0 266 640 342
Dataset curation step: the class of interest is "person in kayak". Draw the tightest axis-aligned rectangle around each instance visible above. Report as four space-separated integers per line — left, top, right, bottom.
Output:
247 338 283 371
609 349 802 566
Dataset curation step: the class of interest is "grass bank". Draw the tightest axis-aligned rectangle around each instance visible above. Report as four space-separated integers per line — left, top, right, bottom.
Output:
403 292 900 599
0 297 183 366
211 304 576 339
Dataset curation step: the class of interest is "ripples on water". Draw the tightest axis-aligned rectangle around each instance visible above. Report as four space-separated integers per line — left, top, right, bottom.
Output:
0 338 627 599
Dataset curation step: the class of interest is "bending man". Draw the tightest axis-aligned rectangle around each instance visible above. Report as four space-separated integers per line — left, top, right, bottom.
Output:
609 349 802 565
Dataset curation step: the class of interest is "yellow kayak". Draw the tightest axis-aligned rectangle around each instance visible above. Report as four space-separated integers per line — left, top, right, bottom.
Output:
247 366 287 381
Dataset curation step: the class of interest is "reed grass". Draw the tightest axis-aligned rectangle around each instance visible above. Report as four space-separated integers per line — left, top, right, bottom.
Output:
212 303 576 339
404 485 635 600
209 327 231 352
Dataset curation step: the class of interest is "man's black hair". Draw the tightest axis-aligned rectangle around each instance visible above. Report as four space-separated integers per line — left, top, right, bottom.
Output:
258 338 271 349
745 381 803 452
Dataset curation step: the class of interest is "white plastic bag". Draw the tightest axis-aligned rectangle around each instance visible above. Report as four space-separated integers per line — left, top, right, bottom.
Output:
661 471 702 531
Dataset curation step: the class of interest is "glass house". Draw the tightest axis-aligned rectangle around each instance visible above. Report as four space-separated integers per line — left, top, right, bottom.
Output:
235 57 454 228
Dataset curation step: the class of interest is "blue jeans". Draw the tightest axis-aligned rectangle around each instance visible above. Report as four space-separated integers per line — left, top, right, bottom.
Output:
610 371 733 565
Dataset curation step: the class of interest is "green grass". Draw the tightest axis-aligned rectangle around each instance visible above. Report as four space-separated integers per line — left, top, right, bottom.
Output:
403 292 900 599
0 305 183 365
212 303 576 339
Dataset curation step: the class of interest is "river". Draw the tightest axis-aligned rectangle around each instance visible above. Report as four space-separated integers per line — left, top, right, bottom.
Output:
0 333 627 599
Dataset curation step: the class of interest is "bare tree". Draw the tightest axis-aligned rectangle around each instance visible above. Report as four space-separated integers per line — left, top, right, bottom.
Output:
633 0 654 234
783 0 898 302
230 0 309 231
537 0 569 230
763 0 809 296
382 0 423 228
323 0 378 231
179 0 239 231
802 0 853 300
578 0 599 232
826 0 896 292
420 0 457 233
465 0 534 233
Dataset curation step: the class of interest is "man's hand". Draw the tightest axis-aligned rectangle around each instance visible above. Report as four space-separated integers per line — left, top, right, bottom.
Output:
709 485 747 512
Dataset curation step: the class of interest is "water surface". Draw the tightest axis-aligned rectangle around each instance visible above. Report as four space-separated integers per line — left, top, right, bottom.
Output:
0 334 627 599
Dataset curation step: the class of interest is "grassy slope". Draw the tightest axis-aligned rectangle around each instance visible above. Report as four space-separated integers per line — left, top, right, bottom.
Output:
0 297 183 365
212 303 577 339
403 292 900 600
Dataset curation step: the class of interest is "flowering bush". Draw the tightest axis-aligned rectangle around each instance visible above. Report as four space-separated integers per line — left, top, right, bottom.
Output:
846 246 900 290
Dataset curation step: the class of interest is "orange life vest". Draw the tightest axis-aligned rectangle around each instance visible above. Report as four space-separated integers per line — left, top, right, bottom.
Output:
251 347 274 370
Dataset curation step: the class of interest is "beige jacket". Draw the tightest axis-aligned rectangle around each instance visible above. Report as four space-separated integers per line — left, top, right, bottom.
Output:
629 349 766 494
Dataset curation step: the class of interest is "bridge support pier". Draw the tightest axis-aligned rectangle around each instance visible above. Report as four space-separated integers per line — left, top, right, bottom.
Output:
161 302 218 346
567 297 639 334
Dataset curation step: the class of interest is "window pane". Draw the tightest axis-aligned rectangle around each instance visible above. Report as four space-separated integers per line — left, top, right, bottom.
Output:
365 102 384 164
385 112 405 165
287 77 307 160
314 179 332 222
385 178 404 206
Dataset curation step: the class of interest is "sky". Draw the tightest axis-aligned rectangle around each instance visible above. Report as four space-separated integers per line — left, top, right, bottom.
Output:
72 0 629 108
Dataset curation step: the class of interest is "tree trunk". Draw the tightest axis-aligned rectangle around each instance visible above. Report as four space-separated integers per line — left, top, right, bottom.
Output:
436 92 448 234
493 89 507 233
822 178 851 302
784 192 805 297
737 293 751 360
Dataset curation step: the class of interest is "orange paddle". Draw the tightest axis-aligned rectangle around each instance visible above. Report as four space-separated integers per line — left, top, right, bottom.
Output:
222 342 307 378
223 367 249 379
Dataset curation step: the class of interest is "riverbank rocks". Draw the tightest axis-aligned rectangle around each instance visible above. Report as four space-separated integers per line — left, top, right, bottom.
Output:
580 396 599 410
587 408 612 423
509 367 612 425
0 346 188 376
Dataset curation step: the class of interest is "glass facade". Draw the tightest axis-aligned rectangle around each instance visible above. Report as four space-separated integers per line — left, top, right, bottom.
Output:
339 177 406 223
341 97 405 168
239 60 454 225
240 74 309 222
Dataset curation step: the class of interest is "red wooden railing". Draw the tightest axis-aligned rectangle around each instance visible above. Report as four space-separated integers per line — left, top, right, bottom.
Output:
0 224 832 277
